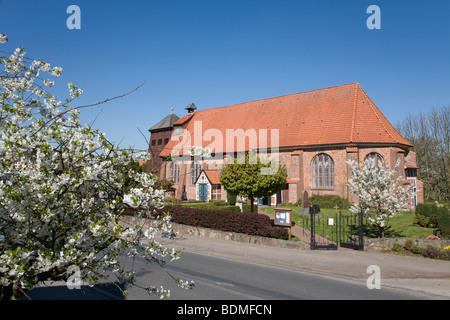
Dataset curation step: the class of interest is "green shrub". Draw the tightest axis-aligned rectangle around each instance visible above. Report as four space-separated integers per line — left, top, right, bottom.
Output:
414 214 431 227
440 226 450 238
308 194 351 209
243 204 258 213
391 243 403 252
192 203 241 212
415 203 439 227
208 199 228 206
164 197 181 204
436 206 450 237
411 245 423 255
404 239 414 251
227 192 237 205
415 203 450 237
421 245 449 260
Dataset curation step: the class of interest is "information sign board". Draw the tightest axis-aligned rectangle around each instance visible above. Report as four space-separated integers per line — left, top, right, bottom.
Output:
274 208 292 227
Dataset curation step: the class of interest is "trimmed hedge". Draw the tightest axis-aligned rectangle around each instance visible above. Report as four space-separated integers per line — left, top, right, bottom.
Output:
242 204 258 213
415 202 450 237
159 205 289 240
183 202 241 212
297 194 351 209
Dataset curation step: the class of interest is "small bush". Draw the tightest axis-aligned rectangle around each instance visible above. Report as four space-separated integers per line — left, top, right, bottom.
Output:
242 204 258 213
208 199 228 206
396 241 450 260
440 226 450 238
421 245 448 260
436 206 450 237
414 214 431 228
415 203 439 227
404 239 414 251
164 197 181 204
411 245 423 255
187 203 241 212
227 192 237 205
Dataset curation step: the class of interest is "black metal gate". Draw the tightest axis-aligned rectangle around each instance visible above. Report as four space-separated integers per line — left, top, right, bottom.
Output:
339 210 365 250
309 205 338 250
300 205 364 251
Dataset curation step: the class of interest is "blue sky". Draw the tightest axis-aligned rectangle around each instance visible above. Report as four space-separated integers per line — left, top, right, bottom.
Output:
1 0 449 150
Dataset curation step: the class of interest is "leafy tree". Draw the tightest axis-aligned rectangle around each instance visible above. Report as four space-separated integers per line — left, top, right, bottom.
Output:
220 153 287 213
119 158 147 193
154 178 176 194
0 34 193 299
347 158 414 238
396 107 450 202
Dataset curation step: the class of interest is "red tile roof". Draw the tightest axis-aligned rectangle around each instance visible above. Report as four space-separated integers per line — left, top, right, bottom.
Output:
405 162 418 169
161 83 412 157
203 169 220 185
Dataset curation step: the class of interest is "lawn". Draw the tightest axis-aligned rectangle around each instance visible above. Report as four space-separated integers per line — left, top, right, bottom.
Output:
261 205 434 239
389 211 434 238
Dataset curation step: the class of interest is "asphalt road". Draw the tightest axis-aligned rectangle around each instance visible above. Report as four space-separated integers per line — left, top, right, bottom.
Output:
27 251 434 300
124 251 433 300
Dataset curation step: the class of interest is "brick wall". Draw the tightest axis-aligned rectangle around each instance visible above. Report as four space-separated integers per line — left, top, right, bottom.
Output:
147 129 173 175
155 145 422 208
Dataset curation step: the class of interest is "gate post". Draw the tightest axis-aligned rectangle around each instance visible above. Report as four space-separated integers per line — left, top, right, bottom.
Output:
309 205 315 250
309 204 320 250
359 208 364 251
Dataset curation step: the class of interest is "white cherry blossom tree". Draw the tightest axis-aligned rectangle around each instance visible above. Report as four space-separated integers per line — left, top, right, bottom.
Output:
347 157 415 238
0 33 193 299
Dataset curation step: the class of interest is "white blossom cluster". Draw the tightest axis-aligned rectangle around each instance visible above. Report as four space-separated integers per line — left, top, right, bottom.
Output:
347 157 415 233
186 145 212 158
0 34 192 299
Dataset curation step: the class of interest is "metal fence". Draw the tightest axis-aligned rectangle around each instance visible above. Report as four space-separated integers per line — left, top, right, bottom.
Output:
299 206 365 251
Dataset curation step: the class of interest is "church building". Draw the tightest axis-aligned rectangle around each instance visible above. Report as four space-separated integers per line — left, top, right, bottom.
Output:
147 83 423 209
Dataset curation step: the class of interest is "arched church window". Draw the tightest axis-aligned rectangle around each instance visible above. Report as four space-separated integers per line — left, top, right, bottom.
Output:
365 152 383 168
312 153 334 188
191 162 202 184
170 161 180 183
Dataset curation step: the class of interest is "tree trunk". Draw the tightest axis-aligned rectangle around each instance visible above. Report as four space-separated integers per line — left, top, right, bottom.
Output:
0 283 25 300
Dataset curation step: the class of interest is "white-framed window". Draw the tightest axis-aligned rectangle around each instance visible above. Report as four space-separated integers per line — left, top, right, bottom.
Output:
212 185 221 200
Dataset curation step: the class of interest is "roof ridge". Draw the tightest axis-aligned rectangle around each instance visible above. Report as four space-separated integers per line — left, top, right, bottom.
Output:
350 82 359 142
188 82 359 114
160 82 413 158
149 112 180 131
